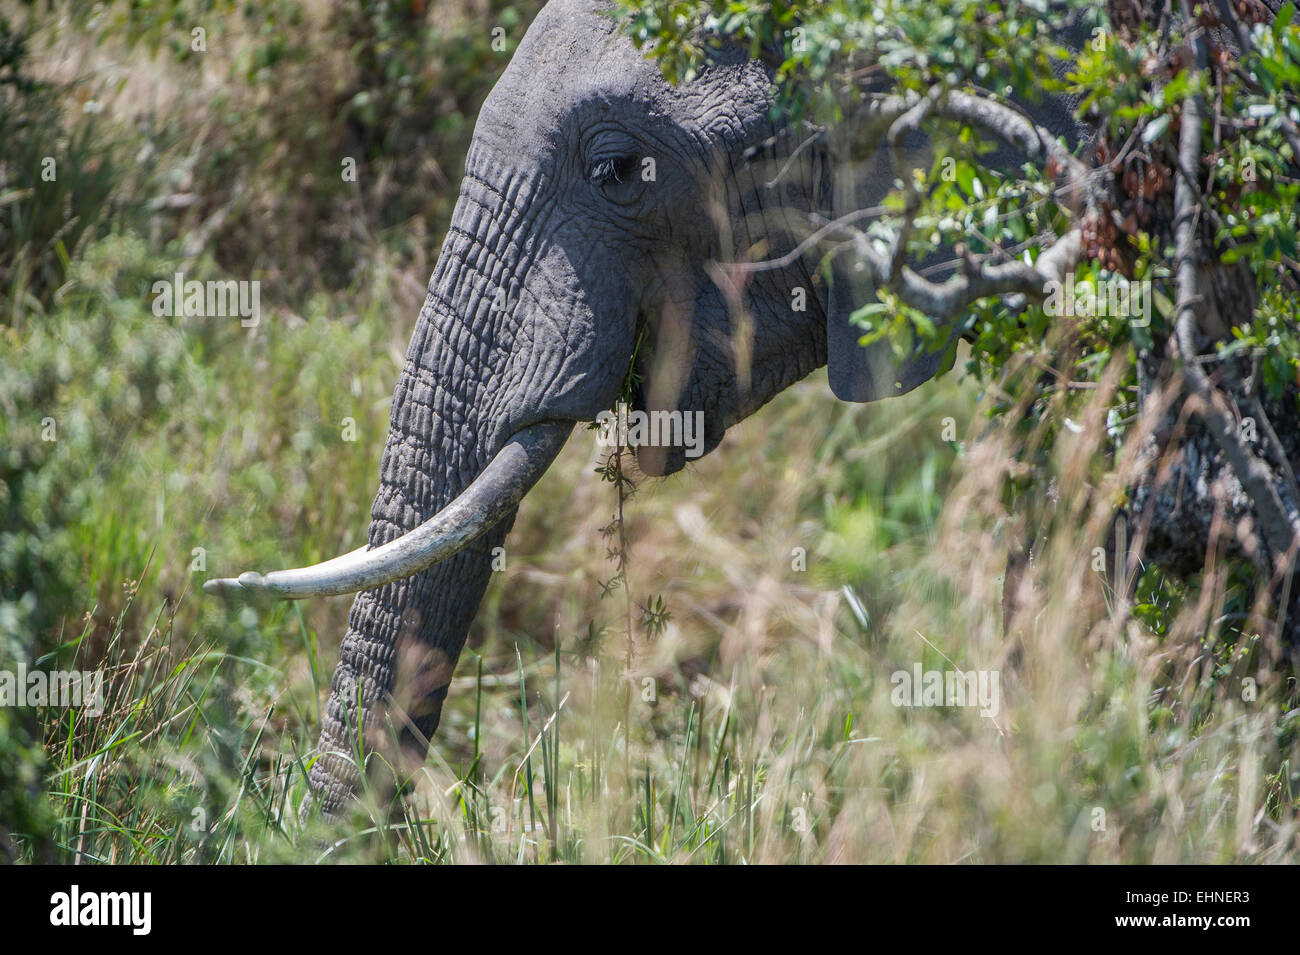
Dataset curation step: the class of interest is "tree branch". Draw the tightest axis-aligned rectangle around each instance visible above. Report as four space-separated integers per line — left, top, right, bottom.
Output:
1171 86 1300 566
730 83 1093 317
851 87 1105 210
827 226 1082 318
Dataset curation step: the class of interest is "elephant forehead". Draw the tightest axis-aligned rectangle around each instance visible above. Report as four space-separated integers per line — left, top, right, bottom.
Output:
480 0 772 154
483 11 656 134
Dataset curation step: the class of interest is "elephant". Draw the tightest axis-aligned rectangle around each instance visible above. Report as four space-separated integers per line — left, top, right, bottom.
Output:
205 0 1090 814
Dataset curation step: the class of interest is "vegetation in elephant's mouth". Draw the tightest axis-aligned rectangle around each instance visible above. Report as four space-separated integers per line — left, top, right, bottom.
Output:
621 319 651 409
590 318 656 471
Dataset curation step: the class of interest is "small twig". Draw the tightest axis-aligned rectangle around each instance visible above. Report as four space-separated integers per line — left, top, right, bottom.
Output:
762 127 826 189
884 95 933 285
724 205 887 274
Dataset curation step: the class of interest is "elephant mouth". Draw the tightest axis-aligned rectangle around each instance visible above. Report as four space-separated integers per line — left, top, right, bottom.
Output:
623 348 678 478
625 356 724 477
202 419 574 599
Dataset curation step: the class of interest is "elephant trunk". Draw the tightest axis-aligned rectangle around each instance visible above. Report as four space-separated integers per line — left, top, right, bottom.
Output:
207 135 617 813
299 159 566 814
307 423 567 813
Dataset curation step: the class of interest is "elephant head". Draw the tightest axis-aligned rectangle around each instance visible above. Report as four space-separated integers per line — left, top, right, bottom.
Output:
205 0 1080 813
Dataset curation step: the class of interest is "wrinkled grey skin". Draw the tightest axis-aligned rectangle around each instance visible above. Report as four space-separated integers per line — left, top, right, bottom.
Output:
308 0 1083 813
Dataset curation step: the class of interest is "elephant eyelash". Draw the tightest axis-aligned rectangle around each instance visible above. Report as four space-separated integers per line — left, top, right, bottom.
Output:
590 155 636 185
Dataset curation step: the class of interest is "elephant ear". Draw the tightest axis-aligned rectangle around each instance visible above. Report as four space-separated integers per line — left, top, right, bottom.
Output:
824 139 955 403
826 240 953 403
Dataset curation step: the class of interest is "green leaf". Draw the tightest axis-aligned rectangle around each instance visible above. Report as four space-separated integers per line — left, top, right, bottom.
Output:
1141 113 1170 144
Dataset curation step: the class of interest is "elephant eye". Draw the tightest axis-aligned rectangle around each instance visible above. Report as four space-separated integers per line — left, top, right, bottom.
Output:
590 154 639 186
